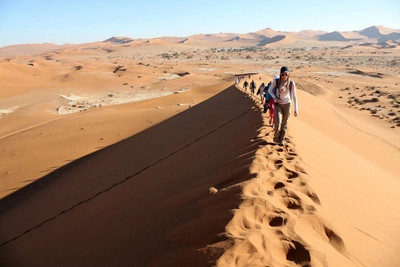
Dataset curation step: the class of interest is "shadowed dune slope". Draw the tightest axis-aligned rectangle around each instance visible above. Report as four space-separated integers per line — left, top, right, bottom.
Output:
0 85 263 267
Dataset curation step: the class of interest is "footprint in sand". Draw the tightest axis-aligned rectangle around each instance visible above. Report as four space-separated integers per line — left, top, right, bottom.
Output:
286 197 303 210
286 155 296 161
273 158 283 170
282 190 303 210
274 181 285 189
286 153 299 163
284 167 299 179
324 226 345 252
306 190 321 205
268 210 288 227
294 163 307 174
304 205 317 214
285 240 311 265
269 216 285 227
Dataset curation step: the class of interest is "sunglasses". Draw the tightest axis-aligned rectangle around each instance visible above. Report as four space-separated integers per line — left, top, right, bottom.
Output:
281 73 288 77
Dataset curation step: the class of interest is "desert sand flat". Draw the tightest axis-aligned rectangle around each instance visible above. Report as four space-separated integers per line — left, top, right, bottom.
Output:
1 30 400 266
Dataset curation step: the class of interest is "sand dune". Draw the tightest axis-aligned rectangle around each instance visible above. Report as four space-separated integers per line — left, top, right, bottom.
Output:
360 26 400 38
0 84 261 266
1 82 398 266
340 31 368 39
254 28 282 38
0 28 399 266
159 36 188 43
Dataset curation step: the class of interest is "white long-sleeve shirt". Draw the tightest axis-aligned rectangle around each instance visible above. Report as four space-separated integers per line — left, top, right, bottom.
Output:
268 79 298 114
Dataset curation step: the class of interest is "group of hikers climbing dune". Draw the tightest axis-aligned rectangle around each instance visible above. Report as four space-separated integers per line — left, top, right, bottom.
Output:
239 66 298 147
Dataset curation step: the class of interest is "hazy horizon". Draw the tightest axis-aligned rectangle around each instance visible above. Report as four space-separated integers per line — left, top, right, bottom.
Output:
1 0 399 47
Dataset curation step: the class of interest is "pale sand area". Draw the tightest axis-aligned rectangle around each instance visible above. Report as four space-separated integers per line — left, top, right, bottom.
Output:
0 38 399 266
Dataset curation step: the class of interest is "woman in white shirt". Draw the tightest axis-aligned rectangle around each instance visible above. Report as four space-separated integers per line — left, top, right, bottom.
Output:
267 66 298 146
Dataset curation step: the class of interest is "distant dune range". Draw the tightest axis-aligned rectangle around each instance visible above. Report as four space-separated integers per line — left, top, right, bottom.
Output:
1 25 399 57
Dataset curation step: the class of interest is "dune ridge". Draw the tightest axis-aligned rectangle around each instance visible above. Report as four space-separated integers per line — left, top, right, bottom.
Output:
211 89 356 267
0 85 268 266
149 87 370 266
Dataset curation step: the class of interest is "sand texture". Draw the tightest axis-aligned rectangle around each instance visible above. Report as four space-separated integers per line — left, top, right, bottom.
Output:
0 27 400 266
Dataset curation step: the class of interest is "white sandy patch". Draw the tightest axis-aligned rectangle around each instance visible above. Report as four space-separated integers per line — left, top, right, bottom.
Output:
59 93 86 101
224 70 266 75
261 68 281 74
54 88 191 115
0 106 19 116
192 68 219 71
157 74 180 80
310 71 380 78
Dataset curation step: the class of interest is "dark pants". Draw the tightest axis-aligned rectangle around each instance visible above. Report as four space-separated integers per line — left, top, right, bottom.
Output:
274 103 291 143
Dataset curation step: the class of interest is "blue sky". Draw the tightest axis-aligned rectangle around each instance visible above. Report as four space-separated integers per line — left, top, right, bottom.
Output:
0 0 399 47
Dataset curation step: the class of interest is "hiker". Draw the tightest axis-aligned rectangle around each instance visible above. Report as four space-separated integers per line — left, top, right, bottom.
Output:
258 82 266 103
250 80 256 94
243 80 249 91
268 67 298 146
263 75 279 125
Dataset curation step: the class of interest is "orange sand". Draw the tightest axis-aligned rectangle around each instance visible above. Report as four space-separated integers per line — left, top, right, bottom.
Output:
0 29 399 266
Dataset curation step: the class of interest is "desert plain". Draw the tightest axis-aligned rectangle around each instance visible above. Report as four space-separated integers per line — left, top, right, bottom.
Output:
0 26 399 266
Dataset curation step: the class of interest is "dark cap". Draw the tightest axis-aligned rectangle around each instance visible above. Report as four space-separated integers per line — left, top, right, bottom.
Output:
280 66 290 73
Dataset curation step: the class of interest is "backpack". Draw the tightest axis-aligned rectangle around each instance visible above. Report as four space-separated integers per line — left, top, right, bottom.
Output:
264 82 272 99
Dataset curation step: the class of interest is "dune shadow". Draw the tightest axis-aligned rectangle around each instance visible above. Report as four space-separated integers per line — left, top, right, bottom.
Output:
257 35 286 46
0 85 263 267
349 69 383 78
